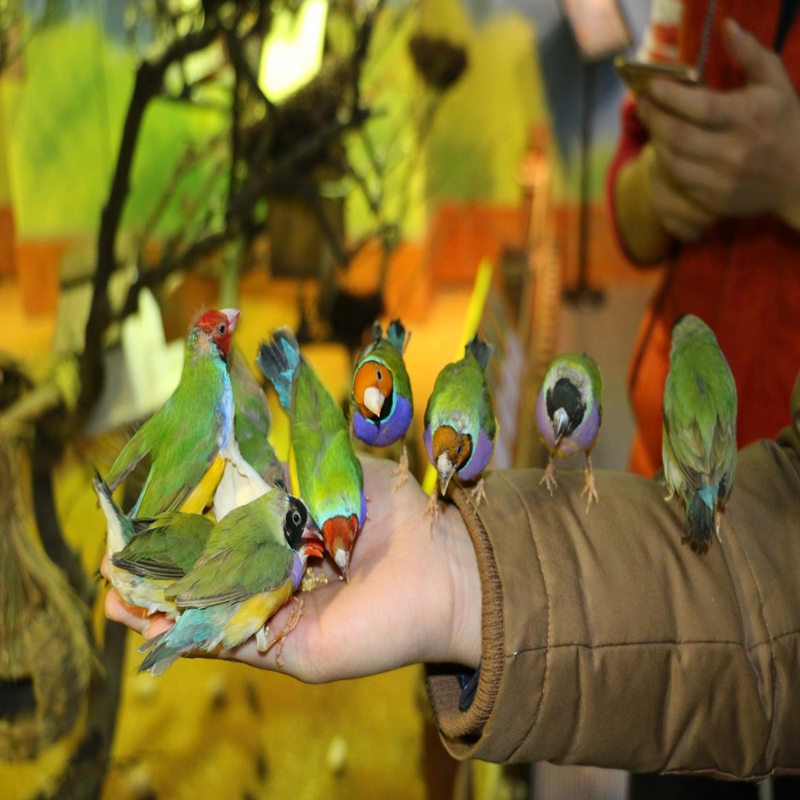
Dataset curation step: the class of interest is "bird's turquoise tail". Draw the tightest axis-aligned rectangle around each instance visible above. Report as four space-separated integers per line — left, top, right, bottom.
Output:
386 319 408 354
466 335 493 373
257 327 301 412
138 608 218 676
685 485 717 551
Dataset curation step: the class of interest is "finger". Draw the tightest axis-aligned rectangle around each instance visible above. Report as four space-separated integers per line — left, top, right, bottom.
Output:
647 79 739 130
104 588 151 635
655 147 729 216
723 17 785 86
638 99 730 164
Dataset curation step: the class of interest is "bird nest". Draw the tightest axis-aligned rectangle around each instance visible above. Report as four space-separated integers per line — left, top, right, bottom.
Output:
0 439 93 761
408 34 468 91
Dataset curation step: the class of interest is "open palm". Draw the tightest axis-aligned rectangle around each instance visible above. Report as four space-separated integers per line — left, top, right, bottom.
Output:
104 456 481 682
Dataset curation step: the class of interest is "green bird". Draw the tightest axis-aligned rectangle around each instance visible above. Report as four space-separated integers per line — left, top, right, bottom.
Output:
94 474 212 618
662 314 738 553
258 327 365 580
424 336 496 519
138 486 324 675
229 344 283 487
105 309 240 517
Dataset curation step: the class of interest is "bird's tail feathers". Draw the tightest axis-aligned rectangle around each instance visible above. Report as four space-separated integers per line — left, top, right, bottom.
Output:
386 319 409 354
93 471 132 553
466 335 493 372
138 618 208 676
257 327 301 412
685 486 717 552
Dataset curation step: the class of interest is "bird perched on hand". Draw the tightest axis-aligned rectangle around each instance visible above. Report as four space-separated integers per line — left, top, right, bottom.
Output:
229 345 283 487
258 327 365 580
662 314 737 553
94 474 212 618
424 336 496 520
104 309 240 517
138 486 324 675
536 353 603 512
351 320 413 489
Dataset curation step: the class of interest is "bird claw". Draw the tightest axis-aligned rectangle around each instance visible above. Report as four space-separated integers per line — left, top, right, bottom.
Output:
580 466 599 513
425 490 440 538
391 445 409 492
470 477 487 510
265 597 305 668
540 459 557 497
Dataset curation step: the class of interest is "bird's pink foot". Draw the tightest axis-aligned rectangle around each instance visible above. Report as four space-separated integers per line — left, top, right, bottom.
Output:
391 444 410 492
540 458 557 497
580 464 599 513
266 597 305 668
470 477 487 510
425 490 440 537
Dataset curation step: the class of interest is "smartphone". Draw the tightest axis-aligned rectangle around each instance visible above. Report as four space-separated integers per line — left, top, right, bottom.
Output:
614 56 700 95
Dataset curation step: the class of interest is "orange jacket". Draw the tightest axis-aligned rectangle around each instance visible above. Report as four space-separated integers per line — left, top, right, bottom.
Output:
607 1 800 477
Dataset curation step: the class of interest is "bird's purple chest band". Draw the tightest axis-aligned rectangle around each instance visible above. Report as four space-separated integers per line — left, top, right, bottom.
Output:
537 392 600 457
291 553 305 591
459 429 494 481
353 395 412 447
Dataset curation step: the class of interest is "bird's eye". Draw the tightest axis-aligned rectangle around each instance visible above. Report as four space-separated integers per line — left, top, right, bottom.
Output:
376 369 383 381
218 323 226 335
292 511 302 526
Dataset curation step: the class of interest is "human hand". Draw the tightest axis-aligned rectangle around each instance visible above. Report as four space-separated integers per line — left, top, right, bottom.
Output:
644 143 719 242
104 455 482 682
637 18 800 229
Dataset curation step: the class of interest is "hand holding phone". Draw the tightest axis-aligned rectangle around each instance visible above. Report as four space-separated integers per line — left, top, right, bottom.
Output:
614 56 700 96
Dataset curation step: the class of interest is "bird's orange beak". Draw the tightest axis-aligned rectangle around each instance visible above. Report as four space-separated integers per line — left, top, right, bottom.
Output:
301 514 325 559
321 515 359 581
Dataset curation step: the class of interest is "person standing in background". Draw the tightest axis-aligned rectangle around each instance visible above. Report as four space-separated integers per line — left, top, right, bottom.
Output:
607 0 800 478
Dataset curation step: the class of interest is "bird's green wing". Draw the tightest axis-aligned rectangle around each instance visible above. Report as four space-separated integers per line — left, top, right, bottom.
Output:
663 339 737 486
135 354 231 516
112 513 213 580
292 363 362 520
428 354 496 441
170 538 291 609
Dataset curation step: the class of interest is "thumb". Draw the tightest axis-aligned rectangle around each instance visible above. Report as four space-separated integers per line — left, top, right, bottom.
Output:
724 17 784 85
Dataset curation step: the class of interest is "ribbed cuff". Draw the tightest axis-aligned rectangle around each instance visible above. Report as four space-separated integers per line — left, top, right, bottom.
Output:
424 484 505 746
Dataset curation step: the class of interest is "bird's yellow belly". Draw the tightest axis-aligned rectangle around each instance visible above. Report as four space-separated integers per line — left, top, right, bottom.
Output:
222 581 294 648
179 453 226 514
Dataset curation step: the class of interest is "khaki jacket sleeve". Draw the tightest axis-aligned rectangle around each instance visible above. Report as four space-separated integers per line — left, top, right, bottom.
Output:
426 431 800 780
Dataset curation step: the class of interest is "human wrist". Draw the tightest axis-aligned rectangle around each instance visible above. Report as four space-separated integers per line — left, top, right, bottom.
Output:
615 145 674 264
440 503 482 670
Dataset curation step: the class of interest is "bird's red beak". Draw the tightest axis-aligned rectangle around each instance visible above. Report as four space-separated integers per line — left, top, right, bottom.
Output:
321 515 359 581
301 514 325 560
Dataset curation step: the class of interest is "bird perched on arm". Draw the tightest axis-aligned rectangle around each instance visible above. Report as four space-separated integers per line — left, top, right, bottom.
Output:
104 308 240 517
424 336 496 522
662 314 737 553
258 327 365 580
94 474 212 618
536 353 603 512
351 320 413 489
138 486 323 675
229 344 283 487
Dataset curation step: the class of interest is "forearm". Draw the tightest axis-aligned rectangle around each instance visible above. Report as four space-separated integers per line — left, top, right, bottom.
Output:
613 144 674 265
428 438 800 779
